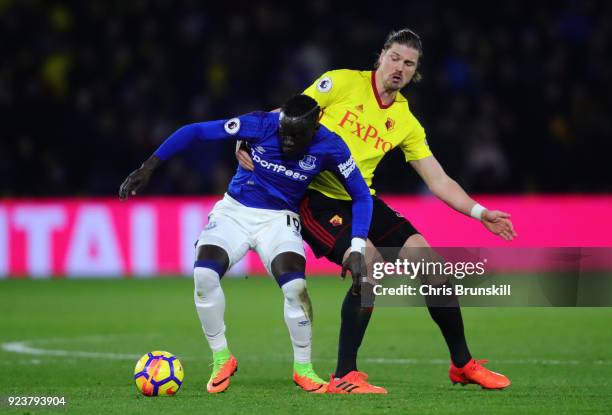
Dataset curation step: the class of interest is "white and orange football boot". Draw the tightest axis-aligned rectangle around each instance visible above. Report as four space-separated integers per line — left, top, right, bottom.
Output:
292 363 328 393
207 350 238 393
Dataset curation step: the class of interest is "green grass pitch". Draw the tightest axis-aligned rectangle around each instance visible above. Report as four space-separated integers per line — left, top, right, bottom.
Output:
1 277 611 414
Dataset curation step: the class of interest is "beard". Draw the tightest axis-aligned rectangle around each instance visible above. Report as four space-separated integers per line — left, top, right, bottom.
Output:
385 76 410 91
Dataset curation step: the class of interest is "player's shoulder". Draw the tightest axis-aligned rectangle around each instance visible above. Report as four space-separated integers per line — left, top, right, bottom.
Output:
315 123 338 140
313 124 347 153
393 91 410 109
233 111 278 138
393 92 420 119
388 94 425 139
240 110 278 122
325 69 369 84
315 69 369 90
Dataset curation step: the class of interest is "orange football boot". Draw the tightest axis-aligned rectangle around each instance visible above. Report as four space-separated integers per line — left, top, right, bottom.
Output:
326 371 387 394
449 358 510 390
293 371 328 393
207 355 238 393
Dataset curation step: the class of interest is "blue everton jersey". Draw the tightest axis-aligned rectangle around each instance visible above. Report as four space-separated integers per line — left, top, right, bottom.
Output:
154 111 372 238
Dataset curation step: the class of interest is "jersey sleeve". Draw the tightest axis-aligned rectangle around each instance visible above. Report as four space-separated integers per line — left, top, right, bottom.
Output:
399 112 432 162
154 112 267 161
302 70 347 110
324 134 373 239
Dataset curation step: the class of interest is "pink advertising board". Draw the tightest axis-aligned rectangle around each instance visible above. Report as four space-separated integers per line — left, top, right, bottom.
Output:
0 195 610 278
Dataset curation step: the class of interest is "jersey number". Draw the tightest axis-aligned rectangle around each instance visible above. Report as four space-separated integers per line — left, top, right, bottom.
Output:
286 215 301 232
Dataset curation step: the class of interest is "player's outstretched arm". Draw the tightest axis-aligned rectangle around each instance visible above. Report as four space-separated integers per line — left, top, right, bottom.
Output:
331 144 374 292
119 122 206 200
409 155 517 241
122 116 262 200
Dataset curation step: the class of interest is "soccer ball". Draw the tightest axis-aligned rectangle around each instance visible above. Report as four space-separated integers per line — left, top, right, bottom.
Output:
133 351 184 396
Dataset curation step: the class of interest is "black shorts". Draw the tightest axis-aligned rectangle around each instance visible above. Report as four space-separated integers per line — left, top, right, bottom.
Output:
299 189 419 265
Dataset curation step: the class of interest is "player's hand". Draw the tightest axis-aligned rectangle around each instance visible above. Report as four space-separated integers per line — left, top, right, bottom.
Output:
481 209 517 241
119 167 152 200
236 141 254 171
119 156 161 200
341 251 366 295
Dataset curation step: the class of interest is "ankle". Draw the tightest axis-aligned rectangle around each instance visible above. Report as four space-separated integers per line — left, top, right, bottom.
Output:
294 361 313 375
212 347 231 362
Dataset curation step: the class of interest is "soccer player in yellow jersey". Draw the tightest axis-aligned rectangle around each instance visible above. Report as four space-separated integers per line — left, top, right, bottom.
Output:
238 29 516 393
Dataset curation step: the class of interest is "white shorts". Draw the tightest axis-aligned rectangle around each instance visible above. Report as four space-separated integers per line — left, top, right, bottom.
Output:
196 194 305 275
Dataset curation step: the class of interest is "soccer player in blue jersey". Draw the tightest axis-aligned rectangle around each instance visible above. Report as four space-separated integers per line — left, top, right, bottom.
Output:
237 29 514 393
119 95 372 394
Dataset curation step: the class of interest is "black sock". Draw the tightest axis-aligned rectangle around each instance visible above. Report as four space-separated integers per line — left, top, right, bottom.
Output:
427 306 472 367
335 288 373 378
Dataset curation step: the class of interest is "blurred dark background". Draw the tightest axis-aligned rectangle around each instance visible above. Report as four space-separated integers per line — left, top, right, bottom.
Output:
2 0 611 197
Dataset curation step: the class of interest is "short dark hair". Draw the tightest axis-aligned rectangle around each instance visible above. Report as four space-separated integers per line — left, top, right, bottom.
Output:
376 28 423 82
281 94 319 119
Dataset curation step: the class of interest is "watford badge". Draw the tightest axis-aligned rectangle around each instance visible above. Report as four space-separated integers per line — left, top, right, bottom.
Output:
329 214 343 227
385 117 395 131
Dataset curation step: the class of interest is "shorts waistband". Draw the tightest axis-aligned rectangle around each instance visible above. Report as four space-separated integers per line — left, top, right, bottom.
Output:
223 192 299 218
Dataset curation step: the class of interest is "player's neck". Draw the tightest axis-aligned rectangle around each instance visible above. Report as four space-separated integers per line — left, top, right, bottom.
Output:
373 70 398 107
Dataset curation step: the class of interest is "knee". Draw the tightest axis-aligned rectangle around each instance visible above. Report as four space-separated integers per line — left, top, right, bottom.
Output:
402 234 442 262
196 245 229 274
403 233 429 248
194 267 221 297
281 278 307 304
271 252 305 277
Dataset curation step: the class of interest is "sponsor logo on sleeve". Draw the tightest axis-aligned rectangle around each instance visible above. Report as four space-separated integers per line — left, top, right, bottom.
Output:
337 156 357 178
224 118 241 135
316 76 332 93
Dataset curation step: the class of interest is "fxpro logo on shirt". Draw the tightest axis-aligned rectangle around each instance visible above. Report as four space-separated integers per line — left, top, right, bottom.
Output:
251 152 309 181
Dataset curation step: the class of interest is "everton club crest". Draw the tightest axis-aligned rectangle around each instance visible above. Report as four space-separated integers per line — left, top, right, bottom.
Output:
299 155 317 171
